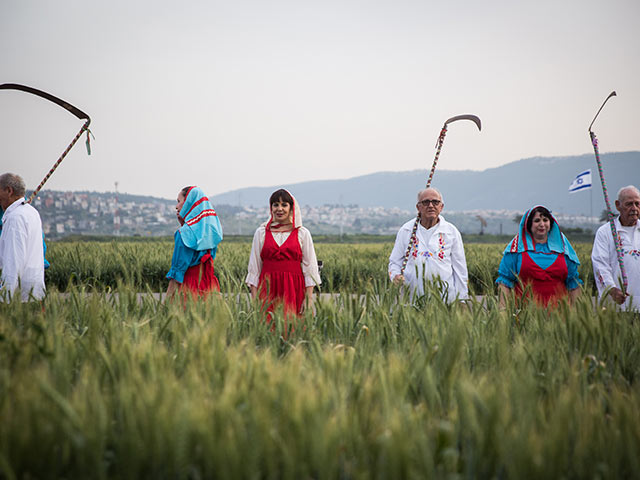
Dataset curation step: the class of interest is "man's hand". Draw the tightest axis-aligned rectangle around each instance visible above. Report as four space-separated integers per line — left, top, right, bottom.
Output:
609 287 628 305
392 274 405 285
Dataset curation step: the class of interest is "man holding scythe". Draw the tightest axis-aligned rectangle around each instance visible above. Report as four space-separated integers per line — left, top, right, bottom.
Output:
388 187 469 303
0 84 92 301
387 113 480 303
592 185 640 311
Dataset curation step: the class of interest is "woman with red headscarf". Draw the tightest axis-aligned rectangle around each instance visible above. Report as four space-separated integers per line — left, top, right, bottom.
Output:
246 189 321 323
166 186 223 299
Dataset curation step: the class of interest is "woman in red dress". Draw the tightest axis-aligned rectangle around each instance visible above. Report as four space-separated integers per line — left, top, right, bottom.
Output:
246 189 321 328
166 186 223 300
496 205 581 307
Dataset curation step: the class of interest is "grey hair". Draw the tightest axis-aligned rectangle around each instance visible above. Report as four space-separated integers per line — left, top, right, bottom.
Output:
417 187 444 203
0 173 26 198
617 185 640 202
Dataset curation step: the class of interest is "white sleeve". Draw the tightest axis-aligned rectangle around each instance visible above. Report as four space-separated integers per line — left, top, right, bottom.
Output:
299 227 321 287
388 227 410 280
245 227 265 287
0 217 27 297
591 226 616 293
450 229 469 300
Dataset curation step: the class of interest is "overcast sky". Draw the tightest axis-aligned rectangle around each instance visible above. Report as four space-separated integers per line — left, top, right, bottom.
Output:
2 0 639 200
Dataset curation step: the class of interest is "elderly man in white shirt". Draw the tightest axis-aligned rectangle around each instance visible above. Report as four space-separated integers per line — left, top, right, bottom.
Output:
0 173 46 301
592 185 640 311
388 187 469 303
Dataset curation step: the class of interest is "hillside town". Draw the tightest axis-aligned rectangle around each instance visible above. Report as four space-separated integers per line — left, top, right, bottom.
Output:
29 190 599 239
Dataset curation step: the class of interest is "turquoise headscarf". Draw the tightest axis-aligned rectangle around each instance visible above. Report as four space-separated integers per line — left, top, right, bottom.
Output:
504 205 579 264
178 187 223 252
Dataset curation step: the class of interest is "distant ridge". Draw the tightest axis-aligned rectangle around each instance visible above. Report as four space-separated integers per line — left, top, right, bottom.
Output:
212 151 639 215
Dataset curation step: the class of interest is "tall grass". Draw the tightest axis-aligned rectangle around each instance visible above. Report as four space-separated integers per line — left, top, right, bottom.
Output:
44 241 597 295
1 276 638 478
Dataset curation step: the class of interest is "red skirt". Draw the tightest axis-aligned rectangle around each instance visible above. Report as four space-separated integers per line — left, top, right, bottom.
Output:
180 253 220 298
259 259 306 318
515 252 568 307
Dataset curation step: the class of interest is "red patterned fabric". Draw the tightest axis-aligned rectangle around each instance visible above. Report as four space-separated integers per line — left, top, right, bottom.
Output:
259 227 305 328
515 251 568 306
180 253 220 297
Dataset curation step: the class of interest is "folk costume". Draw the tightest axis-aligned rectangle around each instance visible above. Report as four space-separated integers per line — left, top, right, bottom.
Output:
245 191 320 323
497 206 581 306
388 215 469 303
592 216 640 311
0 198 45 301
166 187 222 297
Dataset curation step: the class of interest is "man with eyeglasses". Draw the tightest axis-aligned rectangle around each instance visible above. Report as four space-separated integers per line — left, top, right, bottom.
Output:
388 187 468 302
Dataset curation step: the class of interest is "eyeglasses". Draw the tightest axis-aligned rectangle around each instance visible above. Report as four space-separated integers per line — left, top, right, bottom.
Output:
417 199 441 207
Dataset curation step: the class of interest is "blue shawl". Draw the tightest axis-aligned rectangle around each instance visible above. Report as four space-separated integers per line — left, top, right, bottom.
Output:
504 205 579 264
178 187 223 251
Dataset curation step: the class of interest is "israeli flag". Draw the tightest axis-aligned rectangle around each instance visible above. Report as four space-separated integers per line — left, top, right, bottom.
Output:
568 169 592 193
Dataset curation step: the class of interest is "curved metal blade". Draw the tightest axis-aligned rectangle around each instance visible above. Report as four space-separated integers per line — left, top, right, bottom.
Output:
588 91 616 132
444 114 481 131
0 83 90 121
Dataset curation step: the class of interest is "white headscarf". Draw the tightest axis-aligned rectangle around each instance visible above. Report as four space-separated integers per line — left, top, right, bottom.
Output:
263 189 302 232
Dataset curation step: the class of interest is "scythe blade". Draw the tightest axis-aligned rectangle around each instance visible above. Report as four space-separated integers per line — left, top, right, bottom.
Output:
444 114 482 131
1 83 92 203
0 83 90 121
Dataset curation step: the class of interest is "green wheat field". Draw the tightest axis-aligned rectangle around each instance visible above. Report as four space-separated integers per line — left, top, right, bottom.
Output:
1 241 639 479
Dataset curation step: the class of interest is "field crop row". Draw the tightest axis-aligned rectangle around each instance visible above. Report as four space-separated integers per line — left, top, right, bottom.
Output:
43 241 598 295
1 280 638 478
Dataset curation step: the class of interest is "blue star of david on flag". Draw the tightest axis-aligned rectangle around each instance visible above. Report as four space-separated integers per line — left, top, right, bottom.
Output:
568 169 592 193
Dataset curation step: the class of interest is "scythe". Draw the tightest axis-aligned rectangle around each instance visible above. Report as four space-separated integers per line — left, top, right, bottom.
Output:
400 114 481 275
0 83 92 203
588 91 628 294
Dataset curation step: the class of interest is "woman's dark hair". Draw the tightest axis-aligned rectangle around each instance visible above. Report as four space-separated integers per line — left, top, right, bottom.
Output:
269 189 294 206
180 186 194 198
526 206 554 234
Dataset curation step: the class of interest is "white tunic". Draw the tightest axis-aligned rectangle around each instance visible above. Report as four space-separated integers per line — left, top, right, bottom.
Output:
0 198 46 301
245 226 321 288
388 216 469 302
592 217 640 311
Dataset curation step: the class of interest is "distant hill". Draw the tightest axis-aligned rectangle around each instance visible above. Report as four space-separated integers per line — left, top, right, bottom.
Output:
211 151 639 215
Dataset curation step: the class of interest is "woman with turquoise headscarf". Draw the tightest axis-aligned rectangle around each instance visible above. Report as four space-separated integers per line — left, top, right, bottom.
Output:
497 205 581 307
166 186 223 299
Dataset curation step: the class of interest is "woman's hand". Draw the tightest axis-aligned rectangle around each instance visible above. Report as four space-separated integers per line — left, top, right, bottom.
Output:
302 286 315 315
250 285 258 299
568 287 581 305
165 279 180 302
497 283 511 309
392 274 405 285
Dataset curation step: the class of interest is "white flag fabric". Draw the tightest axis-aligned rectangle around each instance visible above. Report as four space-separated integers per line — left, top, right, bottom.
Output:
568 169 592 192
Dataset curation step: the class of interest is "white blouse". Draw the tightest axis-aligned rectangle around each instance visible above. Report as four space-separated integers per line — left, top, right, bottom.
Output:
388 215 469 302
592 217 640 311
245 226 321 288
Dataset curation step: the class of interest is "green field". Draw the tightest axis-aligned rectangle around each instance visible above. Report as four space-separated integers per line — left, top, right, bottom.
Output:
43 240 598 296
1 241 638 479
